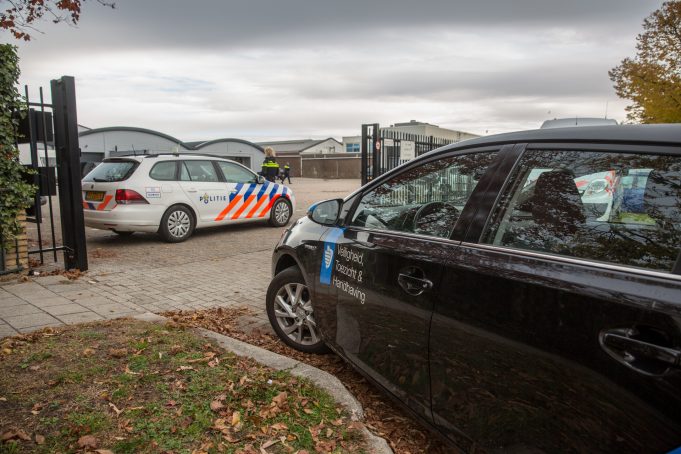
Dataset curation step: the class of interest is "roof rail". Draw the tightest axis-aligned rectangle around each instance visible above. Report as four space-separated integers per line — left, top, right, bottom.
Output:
115 152 230 159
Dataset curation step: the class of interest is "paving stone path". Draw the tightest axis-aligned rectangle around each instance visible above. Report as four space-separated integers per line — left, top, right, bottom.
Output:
1 178 359 338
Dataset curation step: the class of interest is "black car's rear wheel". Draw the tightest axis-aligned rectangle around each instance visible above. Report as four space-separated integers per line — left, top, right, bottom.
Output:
266 266 328 353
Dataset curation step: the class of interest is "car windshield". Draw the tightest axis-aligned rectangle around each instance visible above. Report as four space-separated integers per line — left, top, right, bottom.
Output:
83 161 137 182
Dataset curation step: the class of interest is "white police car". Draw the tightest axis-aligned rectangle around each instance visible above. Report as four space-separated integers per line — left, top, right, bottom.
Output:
81 154 295 242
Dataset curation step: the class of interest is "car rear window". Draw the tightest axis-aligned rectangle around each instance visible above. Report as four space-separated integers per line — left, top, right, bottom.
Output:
83 161 138 182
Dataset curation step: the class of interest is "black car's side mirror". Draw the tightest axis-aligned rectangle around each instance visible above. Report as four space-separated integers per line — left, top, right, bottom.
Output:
308 199 343 225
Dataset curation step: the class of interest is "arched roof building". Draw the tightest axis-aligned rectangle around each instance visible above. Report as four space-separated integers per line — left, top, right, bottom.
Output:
79 127 265 172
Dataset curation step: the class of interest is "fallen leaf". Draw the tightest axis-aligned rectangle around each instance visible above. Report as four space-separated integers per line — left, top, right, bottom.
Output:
124 365 140 375
347 421 363 431
261 438 280 449
270 423 288 431
210 400 224 412
169 345 183 355
28 365 41 371
1 429 31 441
0 397 6 401
176 365 195 372
35 434 45 445
212 418 228 431
109 402 123 417
83 347 96 357
95 450 115 454
231 411 241 427
315 440 336 452
272 392 287 407
108 348 128 358
78 435 99 449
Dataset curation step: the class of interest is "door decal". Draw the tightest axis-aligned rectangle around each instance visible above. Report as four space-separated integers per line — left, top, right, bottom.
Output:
319 227 345 285
215 183 244 221
214 183 290 221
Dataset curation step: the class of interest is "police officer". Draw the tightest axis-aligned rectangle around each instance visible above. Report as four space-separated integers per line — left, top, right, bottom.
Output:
280 162 292 184
262 147 279 183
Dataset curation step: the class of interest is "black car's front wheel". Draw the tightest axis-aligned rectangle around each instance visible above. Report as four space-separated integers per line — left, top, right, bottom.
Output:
266 266 328 354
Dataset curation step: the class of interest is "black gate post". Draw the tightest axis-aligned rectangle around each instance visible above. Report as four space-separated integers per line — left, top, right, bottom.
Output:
51 76 88 271
360 124 368 184
371 123 380 181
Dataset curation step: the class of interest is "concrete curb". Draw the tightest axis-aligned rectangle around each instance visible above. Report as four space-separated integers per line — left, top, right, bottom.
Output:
133 312 393 454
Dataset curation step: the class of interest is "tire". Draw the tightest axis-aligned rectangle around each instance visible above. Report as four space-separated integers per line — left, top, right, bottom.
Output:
269 198 292 227
266 266 329 354
159 205 195 243
112 230 134 236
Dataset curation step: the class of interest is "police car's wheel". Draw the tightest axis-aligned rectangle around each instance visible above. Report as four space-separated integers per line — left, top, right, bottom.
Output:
269 199 292 227
159 205 195 243
266 266 329 354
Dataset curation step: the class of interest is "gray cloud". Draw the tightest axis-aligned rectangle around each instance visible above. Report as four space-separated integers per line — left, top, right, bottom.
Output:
10 0 661 139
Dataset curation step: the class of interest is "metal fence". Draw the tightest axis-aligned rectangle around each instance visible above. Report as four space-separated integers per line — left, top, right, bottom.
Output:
19 77 88 271
361 123 456 184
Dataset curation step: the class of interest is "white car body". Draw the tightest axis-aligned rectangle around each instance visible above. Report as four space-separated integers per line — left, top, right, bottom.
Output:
81 154 295 241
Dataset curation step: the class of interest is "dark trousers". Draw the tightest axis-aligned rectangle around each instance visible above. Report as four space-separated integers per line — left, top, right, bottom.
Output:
280 172 291 184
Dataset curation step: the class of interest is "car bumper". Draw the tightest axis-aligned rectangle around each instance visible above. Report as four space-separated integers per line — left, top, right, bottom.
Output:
83 205 165 233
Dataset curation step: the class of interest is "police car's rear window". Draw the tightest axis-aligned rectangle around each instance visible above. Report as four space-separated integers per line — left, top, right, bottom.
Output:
83 160 138 182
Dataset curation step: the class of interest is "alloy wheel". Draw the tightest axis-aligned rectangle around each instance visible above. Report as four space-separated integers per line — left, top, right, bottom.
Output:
273 282 318 345
274 201 291 225
168 210 191 238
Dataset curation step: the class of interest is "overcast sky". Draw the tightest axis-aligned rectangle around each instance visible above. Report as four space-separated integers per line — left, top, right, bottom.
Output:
10 0 661 142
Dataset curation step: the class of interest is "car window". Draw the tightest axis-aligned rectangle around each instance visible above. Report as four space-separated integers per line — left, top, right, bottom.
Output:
350 152 498 238
149 161 177 181
482 150 681 272
216 161 256 183
181 160 219 182
83 161 137 182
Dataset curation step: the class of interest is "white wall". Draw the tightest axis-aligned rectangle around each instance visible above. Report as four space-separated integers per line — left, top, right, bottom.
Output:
193 141 265 171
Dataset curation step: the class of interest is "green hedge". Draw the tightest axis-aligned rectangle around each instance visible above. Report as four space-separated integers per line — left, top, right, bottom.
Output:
0 44 35 241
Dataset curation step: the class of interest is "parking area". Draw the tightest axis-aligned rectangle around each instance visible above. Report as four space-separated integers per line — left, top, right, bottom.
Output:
0 178 360 337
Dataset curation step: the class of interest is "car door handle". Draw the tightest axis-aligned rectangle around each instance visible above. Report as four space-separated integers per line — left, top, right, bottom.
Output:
601 331 681 367
187 187 197 193
398 269 433 296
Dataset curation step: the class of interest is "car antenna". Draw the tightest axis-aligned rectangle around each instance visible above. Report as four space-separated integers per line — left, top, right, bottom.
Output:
131 145 137 156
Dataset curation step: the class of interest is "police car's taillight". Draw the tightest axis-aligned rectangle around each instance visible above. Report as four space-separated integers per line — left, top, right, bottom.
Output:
115 189 148 204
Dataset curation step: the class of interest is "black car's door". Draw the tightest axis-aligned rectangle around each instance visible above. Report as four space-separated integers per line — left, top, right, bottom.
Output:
430 144 681 453
313 148 503 422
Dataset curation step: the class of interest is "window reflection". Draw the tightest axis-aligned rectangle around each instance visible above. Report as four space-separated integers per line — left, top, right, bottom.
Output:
351 153 497 238
484 151 681 272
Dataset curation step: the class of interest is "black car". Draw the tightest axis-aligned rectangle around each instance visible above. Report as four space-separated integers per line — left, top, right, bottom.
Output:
265 125 681 453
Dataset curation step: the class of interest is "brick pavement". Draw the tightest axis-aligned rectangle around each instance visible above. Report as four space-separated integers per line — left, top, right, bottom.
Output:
1 178 360 337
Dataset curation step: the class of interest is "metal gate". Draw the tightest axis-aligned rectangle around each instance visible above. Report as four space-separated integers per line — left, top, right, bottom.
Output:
18 76 88 271
360 123 455 184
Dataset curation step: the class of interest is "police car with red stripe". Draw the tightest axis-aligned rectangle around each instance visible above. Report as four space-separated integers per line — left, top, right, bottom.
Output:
81 154 295 242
